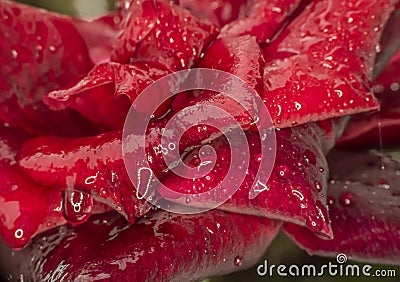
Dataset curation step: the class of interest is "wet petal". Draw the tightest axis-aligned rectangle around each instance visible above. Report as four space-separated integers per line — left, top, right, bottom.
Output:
0 124 109 248
44 61 171 129
15 210 281 281
222 0 302 43
284 149 400 264
112 0 219 70
180 0 246 27
161 120 346 238
262 0 396 128
0 0 96 136
17 130 152 223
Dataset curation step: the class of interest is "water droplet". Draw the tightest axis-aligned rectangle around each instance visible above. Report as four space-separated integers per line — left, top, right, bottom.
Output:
303 149 317 165
277 164 289 178
11 49 18 59
62 190 93 224
327 196 335 206
339 192 354 207
234 256 243 266
14 229 23 239
390 83 399 92
204 173 214 184
99 187 109 197
255 154 262 163
377 178 390 189
374 43 382 53
314 181 322 192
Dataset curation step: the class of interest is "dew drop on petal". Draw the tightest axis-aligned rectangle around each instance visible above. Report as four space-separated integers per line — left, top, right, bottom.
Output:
314 180 322 192
327 196 335 206
277 164 289 178
99 187 109 197
255 154 262 163
234 256 243 266
62 190 93 224
339 192 354 207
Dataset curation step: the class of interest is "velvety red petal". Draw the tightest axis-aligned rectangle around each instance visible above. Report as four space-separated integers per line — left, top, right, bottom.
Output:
196 35 264 95
284 149 400 264
11 210 281 281
0 0 96 136
112 0 219 71
44 61 171 129
0 124 110 248
17 130 153 223
162 120 347 238
73 14 119 65
180 0 246 28
221 0 301 43
261 0 396 128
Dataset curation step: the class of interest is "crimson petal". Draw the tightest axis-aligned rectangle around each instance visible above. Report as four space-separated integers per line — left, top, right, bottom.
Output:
284 149 400 264
0 124 110 248
221 0 302 43
14 210 280 281
162 120 346 238
0 0 96 136
113 0 219 71
179 0 246 28
72 14 118 65
44 61 171 129
261 0 396 128
17 130 153 223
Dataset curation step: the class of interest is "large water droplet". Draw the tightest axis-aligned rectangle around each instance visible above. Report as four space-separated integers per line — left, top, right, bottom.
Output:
62 190 93 224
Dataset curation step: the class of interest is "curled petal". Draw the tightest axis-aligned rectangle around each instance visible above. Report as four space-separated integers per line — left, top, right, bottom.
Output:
262 0 396 128
221 0 302 43
0 0 95 136
15 210 281 281
284 149 400 265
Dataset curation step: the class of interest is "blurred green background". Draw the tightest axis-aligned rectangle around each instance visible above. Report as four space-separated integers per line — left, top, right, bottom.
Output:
11 1 400 281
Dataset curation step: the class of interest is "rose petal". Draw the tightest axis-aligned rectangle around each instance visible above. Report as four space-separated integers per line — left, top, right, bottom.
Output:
73 14 118 65
339 51 400 148
112 0 219 71
0 124 110 248
44 61 171 129
17 129 154 223
15 210 280 281
197 35 264 94
374 8 400 78
284 149 400 264
221 0 302 43
180 0 246 27
0 0 96 136
162 120 347 238
261 0 396 128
